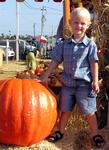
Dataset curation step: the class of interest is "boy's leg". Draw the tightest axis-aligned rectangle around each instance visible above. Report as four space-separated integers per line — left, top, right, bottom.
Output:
75 80 105 148
85 112 98 137
46 86 76 142
46 112 71 143
58 112 71 134
85 113 105 148
58 86 76 134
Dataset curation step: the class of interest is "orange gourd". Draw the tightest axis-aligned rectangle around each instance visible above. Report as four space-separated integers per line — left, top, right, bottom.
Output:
0 79 57 146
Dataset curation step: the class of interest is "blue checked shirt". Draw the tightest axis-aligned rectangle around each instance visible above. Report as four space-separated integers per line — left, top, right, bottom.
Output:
50 35 98 87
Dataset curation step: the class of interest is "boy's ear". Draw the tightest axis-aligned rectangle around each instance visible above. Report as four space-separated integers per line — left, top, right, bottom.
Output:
87 25 90 29
87 22 91 29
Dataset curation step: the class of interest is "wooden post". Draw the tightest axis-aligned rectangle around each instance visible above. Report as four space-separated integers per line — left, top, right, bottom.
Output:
63 0 70 28
63 0 70 39
63 0 71 39
63 0 83 39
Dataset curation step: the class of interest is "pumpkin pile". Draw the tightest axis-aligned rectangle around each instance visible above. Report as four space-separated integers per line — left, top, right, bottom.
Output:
16 60 63 88
0 79 57 146
16 61 48 79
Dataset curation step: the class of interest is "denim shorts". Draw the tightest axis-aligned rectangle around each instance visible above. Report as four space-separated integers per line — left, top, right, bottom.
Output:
59 80 97 115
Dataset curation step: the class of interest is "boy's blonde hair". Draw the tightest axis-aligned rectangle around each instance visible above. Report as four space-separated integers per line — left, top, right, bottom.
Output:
71 7 91 23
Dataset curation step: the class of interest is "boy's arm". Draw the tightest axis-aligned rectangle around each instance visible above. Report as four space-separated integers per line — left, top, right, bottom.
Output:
42 60 58 85
90 61 99 93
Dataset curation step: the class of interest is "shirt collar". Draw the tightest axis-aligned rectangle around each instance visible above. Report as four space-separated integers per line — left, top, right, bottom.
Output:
67 35 91 46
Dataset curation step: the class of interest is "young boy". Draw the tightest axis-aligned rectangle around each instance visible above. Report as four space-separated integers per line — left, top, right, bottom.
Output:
42 7 105 148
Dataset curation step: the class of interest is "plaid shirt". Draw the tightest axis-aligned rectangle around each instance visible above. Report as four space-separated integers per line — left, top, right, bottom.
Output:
50 35 98 87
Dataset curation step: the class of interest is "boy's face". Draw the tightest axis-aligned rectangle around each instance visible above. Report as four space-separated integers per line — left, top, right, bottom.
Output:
69 14 90 39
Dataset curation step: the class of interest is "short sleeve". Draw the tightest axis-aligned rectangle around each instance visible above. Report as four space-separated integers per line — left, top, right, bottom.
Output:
50 42 64 64
88 41 99 62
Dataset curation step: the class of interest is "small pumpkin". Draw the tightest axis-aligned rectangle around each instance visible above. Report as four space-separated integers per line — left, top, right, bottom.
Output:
35 61 48 76
35 67 45 76
0 79 57 146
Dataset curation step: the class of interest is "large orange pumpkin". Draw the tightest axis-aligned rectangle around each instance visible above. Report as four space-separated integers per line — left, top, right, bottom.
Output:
0 79 57 146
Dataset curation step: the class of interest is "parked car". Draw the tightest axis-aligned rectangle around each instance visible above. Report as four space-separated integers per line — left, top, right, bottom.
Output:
0 39 41 60
0 45 15 59
19 40 38 59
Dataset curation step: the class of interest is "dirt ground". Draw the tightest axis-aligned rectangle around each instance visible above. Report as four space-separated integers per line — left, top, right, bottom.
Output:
0 60 109 150
0 60 27 80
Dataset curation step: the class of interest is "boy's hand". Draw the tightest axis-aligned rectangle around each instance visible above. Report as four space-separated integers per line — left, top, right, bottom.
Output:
92 81 100 94
41 75 50 85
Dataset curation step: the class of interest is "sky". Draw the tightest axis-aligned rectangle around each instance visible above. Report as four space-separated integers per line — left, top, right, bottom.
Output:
0 0 63 36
